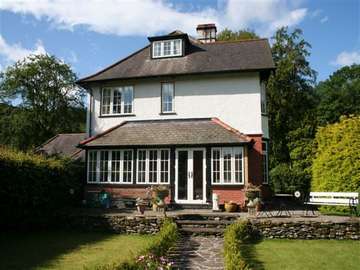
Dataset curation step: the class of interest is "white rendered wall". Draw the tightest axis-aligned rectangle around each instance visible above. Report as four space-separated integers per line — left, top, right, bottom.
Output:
88 72 268 137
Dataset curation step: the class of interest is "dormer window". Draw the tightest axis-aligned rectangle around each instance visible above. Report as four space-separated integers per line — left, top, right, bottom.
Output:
152 39 182 58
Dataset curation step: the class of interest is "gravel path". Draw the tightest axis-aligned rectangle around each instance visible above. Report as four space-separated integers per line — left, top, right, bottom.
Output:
167 235 224 270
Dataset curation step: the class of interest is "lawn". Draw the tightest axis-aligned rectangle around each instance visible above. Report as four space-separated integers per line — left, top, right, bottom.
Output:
0 230 155 270
244 239 360 270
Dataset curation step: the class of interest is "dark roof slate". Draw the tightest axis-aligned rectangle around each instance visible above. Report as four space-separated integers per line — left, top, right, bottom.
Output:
78 38 274 83
36 133 87 160
79 118 251 147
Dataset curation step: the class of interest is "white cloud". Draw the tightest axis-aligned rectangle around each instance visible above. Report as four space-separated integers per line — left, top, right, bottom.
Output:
0 35 46 64
320 16 328 24
331 51 360 67
0 0 307 37
68 51 78 64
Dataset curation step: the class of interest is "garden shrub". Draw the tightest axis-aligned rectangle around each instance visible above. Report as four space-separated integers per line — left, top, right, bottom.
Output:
224 220 256 270
0 146 85 228
96 219 179 270
312 116 360 213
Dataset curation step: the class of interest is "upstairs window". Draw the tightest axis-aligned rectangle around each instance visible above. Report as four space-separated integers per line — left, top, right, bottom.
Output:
152 39 182 58
261 81 267 114
101 86 134 115
161 83 174 113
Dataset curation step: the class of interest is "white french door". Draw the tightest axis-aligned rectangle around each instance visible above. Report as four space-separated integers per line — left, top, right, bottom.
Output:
175 148 206 204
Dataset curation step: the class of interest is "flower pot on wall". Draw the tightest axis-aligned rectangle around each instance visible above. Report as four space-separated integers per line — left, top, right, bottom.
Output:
224 202 238 212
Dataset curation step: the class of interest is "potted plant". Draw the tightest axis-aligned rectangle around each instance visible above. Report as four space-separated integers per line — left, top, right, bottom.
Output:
245 183 261 201
224 201 238 212
136 197 147 214
151 185 169 212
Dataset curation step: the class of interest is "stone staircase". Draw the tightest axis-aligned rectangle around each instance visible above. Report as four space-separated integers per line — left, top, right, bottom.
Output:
174 214 238 236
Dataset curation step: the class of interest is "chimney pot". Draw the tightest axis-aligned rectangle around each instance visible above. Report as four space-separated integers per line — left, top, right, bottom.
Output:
196 23 217 43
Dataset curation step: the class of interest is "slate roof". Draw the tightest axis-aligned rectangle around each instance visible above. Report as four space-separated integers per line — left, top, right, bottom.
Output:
79 118 251 148
77 35 274 84
35 133 87 160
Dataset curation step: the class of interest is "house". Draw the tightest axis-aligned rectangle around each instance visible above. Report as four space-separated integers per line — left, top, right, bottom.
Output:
77 24 274 208
35 133 86 161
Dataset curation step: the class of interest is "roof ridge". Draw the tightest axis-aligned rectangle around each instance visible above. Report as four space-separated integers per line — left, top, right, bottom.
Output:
211 117 252 142
204 38 268 45
79 121 128 146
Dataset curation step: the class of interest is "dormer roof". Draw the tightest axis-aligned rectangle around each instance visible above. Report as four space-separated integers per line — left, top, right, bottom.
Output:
77 31 275 85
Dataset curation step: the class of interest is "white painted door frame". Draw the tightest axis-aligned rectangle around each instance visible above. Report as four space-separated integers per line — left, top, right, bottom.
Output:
175 148 207 204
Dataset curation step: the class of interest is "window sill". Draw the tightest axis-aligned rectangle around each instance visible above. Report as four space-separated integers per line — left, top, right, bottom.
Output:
99 113 136 118
159 112 177 115
211 183 245 186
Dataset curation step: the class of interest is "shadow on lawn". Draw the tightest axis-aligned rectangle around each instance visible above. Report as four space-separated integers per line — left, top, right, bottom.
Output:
0 229 113 270
240 238 265 270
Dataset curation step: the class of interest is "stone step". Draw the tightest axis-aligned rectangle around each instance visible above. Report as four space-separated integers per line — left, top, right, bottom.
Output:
176 219 233 225
179 227 225 235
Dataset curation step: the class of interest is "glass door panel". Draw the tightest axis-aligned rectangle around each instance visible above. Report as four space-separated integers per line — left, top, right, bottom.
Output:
193 150 203 200
177 150 188 200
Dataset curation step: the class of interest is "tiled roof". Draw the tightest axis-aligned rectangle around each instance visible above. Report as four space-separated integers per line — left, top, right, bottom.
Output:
77 36 274 83
79 118 251 147
35 133 87 160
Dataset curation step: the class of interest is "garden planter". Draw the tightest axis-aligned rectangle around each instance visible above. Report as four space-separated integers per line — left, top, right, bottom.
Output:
224 202 238 212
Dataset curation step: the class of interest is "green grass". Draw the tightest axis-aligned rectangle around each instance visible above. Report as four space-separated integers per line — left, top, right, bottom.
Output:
245 239 360 270
0 230 155 270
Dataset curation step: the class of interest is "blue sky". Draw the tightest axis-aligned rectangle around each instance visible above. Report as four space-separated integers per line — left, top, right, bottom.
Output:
0 0 359 82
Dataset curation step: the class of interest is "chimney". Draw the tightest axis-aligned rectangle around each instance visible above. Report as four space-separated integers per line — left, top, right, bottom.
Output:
196 23 217 43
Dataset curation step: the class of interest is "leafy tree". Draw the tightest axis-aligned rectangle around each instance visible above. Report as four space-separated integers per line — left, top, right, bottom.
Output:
267 27 317 167
217 28 259 41
0 54 85 150
312 115 360 192
316 64 360 125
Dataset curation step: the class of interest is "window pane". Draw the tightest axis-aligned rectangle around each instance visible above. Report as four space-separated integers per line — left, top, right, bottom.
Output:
113 89 122 114
101 89 111 115
123 86 133 114
99 151 109 182
123 150 132 183
173 39 181 55
111 151 121 182
160 150 169 183
153 42 161 57
162 83 174 112
149 150 158 183
137 150 146 183
234 148 243 183
262 142 268 183
223 148 232 183
212 149 221 183
88 151 97 182
163 41 171 56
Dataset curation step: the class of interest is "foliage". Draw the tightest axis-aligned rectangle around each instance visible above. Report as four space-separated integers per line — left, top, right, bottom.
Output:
312 115 360 193
98 219 178 270
315 64 360 125
0 146 84 227
224 220 256 270
267 27 317 167
0 54 86 150
217 28 259 41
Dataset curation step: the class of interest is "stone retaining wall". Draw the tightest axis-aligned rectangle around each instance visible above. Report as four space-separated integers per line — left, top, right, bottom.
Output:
251 220 359 240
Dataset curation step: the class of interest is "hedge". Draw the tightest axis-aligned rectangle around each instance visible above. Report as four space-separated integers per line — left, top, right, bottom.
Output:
312 116 360 214
95 219 179 270
0 146 85 228
224 220 256 270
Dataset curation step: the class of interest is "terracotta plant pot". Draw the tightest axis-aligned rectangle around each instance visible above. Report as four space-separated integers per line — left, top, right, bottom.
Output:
137 204 146 214
224 202 238 212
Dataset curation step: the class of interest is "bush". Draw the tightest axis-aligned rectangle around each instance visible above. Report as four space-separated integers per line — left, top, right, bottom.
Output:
98 219 179 270
224 220 256 270
312 116 360 192
0 146 85 228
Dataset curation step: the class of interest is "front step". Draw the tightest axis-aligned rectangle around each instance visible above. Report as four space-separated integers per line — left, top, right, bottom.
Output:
176 220 233 225
180 227 225 235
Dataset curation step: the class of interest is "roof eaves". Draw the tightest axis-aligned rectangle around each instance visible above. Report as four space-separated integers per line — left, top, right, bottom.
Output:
211 117 253 142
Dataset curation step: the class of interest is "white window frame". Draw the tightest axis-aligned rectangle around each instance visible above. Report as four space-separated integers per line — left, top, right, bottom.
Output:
100 86 134 116
87 149 133 184
262 141 269 184
136 149 170 184
152 39 182 58
260 81 267 114
161 82 175 113
211 147 244 185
